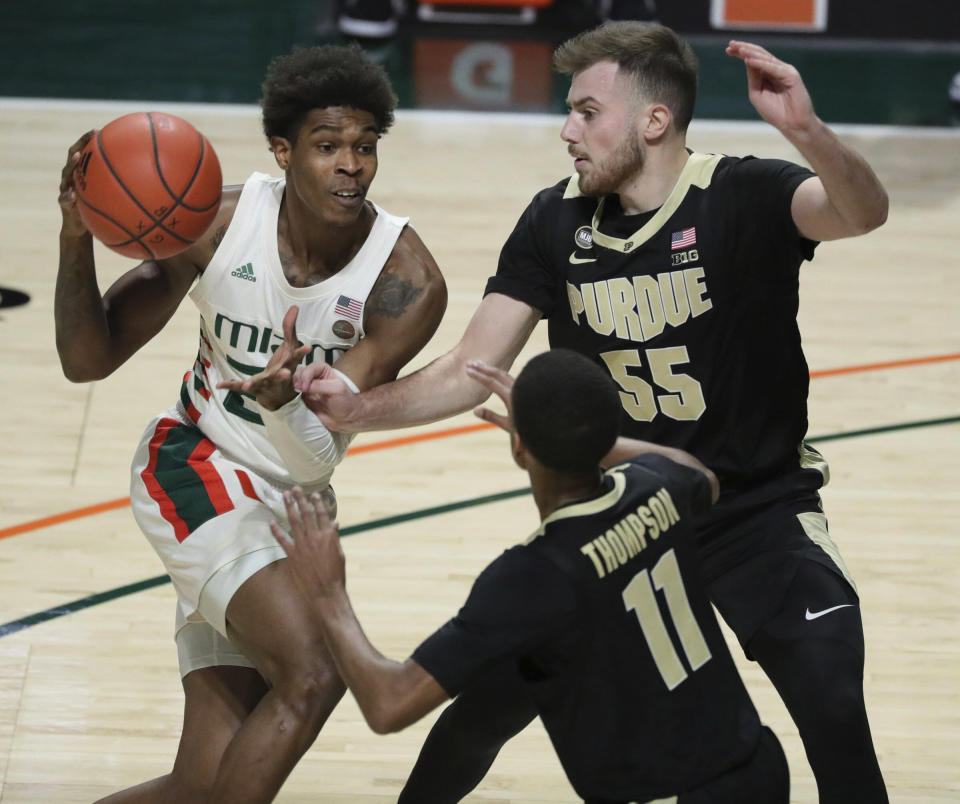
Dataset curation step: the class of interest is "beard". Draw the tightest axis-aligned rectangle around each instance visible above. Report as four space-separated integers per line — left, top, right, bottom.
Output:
577 125 645 196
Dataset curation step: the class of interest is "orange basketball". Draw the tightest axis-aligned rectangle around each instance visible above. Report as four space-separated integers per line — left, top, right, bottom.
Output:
73 112 222 260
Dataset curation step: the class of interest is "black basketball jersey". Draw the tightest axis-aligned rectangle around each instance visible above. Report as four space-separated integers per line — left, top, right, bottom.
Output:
486 153 827 532
413 455 762 802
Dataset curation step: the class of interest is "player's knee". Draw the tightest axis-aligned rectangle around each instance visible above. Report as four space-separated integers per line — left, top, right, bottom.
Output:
796 674 869 746
272 658 346 721
431 702 516 754
172 778 216 804
830 688 870 737
431 704 472 741
110 772 212 804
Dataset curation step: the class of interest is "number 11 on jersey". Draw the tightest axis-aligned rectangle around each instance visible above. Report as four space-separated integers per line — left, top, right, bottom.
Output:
622 548 712 690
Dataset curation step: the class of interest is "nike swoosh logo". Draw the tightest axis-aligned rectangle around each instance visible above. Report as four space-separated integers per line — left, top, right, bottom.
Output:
805 604 855 621
569 251 597 264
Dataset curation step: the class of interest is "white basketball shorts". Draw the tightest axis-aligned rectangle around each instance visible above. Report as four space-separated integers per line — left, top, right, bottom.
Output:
130 403 336 676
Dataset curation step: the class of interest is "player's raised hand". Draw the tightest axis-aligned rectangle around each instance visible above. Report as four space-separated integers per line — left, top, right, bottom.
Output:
295 361 362 430
59 131 95 237
271 487 346 599
465 359 515 434
217 305 309 410
726 41 816 134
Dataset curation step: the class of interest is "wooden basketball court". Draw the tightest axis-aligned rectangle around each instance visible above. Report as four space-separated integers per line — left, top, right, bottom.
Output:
0 99 957 802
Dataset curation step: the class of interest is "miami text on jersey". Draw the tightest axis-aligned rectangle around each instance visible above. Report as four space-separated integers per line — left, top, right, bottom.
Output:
212 312 342 368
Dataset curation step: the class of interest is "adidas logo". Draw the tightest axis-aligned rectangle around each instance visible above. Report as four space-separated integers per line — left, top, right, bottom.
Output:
230 262 256 282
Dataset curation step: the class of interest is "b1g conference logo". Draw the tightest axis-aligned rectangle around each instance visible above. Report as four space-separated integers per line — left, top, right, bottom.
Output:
574 226 593 250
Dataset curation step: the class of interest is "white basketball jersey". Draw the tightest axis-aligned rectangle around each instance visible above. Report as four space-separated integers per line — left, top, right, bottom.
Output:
180 172 408 482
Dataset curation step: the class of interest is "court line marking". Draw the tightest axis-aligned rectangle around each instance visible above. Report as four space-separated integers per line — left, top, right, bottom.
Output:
1 350 958 542
808 352 960 378
1 414 958 639
0 497 132 541
0 423 497 541
347 422 494 455
0 487 530 638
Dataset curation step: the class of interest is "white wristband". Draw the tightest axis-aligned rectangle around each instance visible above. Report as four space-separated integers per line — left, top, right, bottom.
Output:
331 366 360 393
260 394 354 486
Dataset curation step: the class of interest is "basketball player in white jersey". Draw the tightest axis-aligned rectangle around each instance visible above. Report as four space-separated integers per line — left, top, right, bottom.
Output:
55 44 447 803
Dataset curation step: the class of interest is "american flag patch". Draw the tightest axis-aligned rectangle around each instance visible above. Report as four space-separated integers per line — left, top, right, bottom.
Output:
670 227 697 250
334 294 363 320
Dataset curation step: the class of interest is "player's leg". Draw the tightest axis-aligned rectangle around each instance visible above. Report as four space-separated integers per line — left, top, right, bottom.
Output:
130 413 344 801
105 416 273 802
398 659 537 804
704 505 887 804
747 560 887 804
94 660 267 803
205 556 347 802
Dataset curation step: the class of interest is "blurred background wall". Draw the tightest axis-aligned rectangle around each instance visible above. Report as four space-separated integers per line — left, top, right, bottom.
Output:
3 0 959 124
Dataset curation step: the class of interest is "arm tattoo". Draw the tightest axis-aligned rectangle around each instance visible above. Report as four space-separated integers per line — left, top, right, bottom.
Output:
366 273 424 319
210 224 227 251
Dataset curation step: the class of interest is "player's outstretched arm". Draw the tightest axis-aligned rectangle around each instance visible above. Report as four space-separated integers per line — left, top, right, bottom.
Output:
298 286 540 433
55 133 232 381
293 224 448 431
602 438 719 503
726 40 888 241
272 488 450 734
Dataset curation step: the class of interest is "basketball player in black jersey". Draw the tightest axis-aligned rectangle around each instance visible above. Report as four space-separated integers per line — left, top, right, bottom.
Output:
298 22 889 803
276 350 789 803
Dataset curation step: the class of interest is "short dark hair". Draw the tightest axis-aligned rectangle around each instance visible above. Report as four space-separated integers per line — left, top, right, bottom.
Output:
512 349 621 473
553 21 698 133
260 44 398 142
